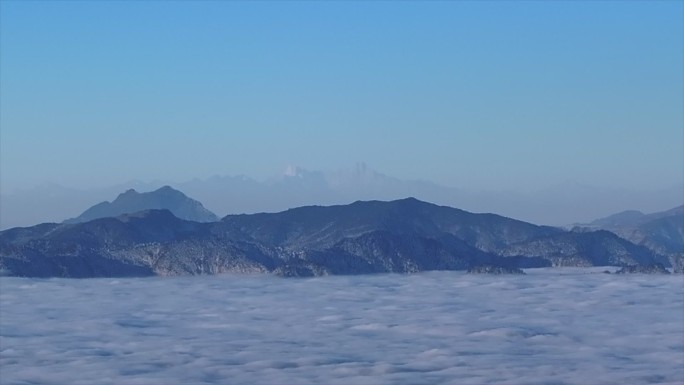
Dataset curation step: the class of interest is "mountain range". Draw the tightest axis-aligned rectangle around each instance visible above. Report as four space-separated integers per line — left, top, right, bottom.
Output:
575 205 684 257
2 163 682 229
1 187 677 278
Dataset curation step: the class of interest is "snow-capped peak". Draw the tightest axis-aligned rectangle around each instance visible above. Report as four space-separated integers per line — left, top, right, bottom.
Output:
283 165 305 178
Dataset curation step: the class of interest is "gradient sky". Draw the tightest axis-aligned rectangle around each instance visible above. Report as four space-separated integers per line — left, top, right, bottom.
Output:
1 1 682 193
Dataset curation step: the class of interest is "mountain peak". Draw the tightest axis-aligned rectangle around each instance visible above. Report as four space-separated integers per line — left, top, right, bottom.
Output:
154 185 186 197
119 188 139 197
156 185 177 193
283 165 306 178
64 186 218 224
396 196 422 203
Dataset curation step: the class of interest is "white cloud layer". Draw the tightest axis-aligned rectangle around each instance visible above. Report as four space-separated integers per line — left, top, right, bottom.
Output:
1 269 683 385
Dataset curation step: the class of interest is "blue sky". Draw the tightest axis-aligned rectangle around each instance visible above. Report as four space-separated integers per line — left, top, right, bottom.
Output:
1 1 682 192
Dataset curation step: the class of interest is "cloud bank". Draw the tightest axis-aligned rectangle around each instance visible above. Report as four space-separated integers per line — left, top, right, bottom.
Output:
1 269 683 384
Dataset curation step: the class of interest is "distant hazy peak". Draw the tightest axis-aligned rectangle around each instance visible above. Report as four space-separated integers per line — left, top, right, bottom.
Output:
587 205 683 229
588 210 646 227
578 204 684 256
663 205 684 215
283 165 304 178
64 186 218 224
155 185 186 196
118 188 139 197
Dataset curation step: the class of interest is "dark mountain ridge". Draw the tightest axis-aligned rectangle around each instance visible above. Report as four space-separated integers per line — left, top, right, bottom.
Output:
219 198 561 252
0 198 666 278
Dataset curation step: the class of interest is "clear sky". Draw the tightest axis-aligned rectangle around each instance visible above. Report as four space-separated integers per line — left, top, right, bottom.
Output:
1 1 682 193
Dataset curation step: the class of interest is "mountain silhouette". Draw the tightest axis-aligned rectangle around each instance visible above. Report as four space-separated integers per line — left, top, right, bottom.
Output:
1 197 666 278
64 186 218 224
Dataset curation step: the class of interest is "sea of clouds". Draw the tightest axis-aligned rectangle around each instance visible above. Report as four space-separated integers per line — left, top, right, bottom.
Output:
1 269 683 385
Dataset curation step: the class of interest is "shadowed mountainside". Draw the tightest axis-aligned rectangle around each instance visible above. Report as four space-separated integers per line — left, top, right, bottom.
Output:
577 205 683 259
0 198 666 278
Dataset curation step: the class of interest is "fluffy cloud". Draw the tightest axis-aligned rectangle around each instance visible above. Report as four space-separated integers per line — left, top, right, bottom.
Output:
1 269 682 385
